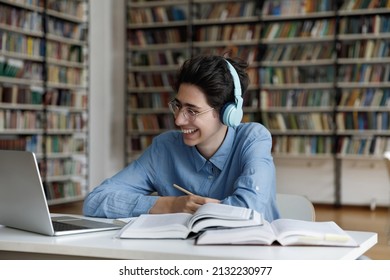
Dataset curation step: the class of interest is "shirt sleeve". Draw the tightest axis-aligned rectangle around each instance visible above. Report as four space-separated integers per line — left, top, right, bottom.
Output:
83 146 160 218
220 125 280 222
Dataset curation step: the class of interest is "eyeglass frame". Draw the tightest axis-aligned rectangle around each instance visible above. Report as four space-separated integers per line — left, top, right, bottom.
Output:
168 99 214 121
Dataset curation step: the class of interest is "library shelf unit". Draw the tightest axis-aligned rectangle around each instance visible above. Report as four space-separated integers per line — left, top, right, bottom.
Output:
335 3 390 207
125 0 390 207
126 0 190 163
259 0 338 205
0 0 89 205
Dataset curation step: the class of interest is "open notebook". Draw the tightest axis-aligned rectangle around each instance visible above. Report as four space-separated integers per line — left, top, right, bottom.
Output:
0 150 121 236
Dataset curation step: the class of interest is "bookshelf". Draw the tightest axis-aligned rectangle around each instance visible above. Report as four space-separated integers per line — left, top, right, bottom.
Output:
191 0 262 122
259 0 338 205
336 1 390 207
0 0 89 205
125 0 390 207
126 0 190 162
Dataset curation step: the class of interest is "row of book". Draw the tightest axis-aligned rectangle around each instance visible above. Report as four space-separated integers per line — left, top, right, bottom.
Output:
260 65 334 85
263 19 336 39
0 85 87 108
0 57 43 79
339 39 390 60
0 134 86 155
8 0 44 8
337 136 390 156
262 0 390 16
198 2 257 19
262 0 334 16
0 135 41 153
130 50 186 67
0 109 43 129
128 46 258 68
45 135 86 154
338 64 390 83
44 181 83 201
339 15 390 35
262 111 390 132
45 157 87 177
0 109 86 130
47 0 87 19
242 91 259 108
128 5 187 24
0 30 44 57
0 4 43 33
222 46 258 64
272 135 333 155
128 72 175 89
129 28 187 46
46 111 86 130
127 114 176 131
271 135 390 156
0 84 43 105
336 111 390 131
47 41 83 63
262 112 334 132
47 17 87 41
127 135 154 152
1 58 86 86
47 65 85 86
195 24 261 42
261 64 390 85
262 43 334 62
5 0 84 16
128 91 171 109
340 0 390 10
260 89 334 108
338 88 390 107
45 89 88 109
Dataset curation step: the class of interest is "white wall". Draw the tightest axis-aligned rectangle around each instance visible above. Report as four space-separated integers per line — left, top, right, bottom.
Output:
89 0 125 188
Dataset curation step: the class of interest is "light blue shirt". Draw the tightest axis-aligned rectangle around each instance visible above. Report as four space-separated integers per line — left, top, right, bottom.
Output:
83 122 280 221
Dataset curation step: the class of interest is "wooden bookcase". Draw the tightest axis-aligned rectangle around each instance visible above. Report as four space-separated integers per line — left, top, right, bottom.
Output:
125 0 390 207
0 0 89 205
126 0 189 162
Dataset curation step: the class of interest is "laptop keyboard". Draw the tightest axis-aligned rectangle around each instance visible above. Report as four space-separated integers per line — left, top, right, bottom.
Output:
52 221 88 231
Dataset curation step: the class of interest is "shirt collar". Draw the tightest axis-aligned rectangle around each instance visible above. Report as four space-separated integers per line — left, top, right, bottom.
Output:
192 127 235 172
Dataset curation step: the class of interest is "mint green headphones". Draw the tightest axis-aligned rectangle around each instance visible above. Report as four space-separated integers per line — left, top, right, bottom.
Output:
221 60 243 128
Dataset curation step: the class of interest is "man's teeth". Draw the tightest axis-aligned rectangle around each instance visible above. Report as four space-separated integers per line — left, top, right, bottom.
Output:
182 129 197 134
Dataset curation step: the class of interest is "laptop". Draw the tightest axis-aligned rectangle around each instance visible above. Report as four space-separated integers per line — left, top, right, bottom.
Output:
0 149 122 236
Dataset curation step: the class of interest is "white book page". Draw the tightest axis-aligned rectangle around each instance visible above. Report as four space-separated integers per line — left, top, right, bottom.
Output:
271 219 357 246
191 203 252 222
196 221 276 245
118 213 192 238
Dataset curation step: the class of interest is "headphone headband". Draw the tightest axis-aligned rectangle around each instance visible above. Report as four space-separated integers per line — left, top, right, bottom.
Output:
221 59 243 128
225 60 243 109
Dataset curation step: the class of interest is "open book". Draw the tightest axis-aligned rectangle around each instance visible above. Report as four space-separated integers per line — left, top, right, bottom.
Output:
196 218 358 247
116 203 262 239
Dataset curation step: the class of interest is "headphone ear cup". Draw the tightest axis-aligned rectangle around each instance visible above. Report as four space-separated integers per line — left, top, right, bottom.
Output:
221 102 243 128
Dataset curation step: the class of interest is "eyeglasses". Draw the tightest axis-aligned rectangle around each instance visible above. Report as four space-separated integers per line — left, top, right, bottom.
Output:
168 100 214 122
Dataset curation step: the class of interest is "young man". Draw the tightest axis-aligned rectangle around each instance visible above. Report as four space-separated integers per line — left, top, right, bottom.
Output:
83 55 280 221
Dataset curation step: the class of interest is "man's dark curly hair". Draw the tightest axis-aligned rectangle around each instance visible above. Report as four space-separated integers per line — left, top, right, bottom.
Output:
173 54 249 115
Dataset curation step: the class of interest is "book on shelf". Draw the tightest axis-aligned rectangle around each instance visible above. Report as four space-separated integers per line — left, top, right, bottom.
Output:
116 203 262 239
196 218 358 247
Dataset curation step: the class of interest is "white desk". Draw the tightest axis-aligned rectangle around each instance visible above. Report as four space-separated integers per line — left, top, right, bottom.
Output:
0 225 377 260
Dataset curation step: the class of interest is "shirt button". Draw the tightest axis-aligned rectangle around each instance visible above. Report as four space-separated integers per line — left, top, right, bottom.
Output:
208 176 213 179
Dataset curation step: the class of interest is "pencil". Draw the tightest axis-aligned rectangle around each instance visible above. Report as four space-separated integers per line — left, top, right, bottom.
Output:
173 184 194 195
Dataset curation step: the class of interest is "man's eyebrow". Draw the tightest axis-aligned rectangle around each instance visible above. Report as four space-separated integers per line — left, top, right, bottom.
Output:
174 98 201 109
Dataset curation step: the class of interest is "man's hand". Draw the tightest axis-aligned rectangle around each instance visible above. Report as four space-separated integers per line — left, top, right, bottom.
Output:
149 195 220 214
